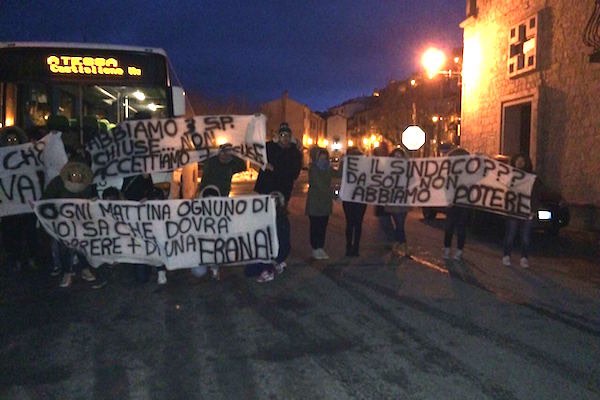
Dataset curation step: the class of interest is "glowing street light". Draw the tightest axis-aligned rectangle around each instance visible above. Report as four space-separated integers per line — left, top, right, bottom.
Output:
422 47 446 79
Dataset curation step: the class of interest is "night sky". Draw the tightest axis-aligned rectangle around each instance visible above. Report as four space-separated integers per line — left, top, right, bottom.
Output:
0 0 466 111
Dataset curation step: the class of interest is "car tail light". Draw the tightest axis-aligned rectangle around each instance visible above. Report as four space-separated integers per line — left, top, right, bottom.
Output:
538 210 552 220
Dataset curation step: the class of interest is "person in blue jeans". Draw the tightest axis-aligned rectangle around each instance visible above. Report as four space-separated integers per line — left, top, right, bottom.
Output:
383 147 411 257
252 191 291 283
502 153 536 268
443 147 471 261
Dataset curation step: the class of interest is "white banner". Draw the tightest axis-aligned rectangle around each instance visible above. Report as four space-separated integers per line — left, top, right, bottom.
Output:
0 133 68 217
86 114 268 183
34 196 279 269
339 155 536 219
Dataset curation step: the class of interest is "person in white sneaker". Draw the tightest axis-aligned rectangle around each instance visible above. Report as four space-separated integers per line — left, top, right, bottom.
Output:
306 148 337 260
43 157 98 288
501 153 537 269
246 191 290 283
383 148 411 258
442 147 471 263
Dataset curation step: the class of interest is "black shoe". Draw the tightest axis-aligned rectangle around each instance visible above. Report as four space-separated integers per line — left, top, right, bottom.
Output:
91 279 107 289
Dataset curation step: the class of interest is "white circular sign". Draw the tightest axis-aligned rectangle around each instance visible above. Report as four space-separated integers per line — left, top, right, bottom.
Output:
402 125 426 150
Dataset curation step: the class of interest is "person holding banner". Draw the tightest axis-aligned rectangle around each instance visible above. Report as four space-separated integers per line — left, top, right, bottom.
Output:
0 126 38 274
306 148 336 260
502 153 536 268
254 123 302 203
190 185 223 280
252 191 291 283
383 147 411 258
122 173 158 283
199 143 246 197
341 147 368 257
443 147 471 262
42 158 98 288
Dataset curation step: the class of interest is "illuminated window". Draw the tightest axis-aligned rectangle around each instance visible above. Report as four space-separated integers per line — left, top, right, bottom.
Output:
508 14 538 77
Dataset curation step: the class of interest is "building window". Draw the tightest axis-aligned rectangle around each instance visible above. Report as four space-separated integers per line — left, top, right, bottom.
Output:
508 14 538 78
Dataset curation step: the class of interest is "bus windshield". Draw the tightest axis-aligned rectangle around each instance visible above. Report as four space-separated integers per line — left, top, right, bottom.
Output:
0 43 176 144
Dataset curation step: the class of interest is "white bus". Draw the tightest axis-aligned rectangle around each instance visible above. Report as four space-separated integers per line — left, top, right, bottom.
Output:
0 42 186 146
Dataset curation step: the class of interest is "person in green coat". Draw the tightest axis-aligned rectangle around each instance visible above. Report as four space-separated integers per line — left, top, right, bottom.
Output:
305 147 337 260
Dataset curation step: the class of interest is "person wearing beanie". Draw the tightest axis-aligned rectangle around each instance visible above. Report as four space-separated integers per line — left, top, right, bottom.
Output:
0 126 37 274
198 143 246 197
305 148 337 260
254 122 302 203
502 153 537 269
188 185 223 280
383 147 412 258
442 147 471 262
341 147 368 257
42 158 98 288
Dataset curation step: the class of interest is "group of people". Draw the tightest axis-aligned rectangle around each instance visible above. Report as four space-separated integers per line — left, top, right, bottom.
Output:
303 140 537 270
0 121 537 292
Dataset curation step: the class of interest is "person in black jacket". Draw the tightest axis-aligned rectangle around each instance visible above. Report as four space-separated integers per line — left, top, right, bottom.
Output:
502 153 536 268
254 122 302 203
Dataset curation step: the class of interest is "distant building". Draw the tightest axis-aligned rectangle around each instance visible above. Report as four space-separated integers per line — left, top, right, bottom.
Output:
260 91 325 165
459 0 600 229
325 113 348 156
328 96 371 119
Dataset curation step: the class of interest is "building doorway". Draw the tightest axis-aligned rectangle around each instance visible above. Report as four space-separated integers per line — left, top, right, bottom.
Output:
501 101 531 157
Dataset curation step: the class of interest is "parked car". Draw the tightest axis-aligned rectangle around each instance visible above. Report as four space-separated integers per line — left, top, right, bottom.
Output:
421 154 570 235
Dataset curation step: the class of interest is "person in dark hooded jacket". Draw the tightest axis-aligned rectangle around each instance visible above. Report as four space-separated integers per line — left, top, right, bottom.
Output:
443 147 471 262
254 123 302 203
0 126 37 274
502 153 537 269
42 157 98 287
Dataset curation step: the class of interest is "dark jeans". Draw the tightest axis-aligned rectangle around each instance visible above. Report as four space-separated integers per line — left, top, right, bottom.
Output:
444 207 469 249
275 214 291 263
390 212 408 244
343 202 367 252
1 214 36 269
57 240 90 274
245 213 291 277
503 218 532 258
309 215 329 249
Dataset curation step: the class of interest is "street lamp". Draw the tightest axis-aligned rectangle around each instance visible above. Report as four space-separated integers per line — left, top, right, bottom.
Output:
421 46 462 83
422 47 446 79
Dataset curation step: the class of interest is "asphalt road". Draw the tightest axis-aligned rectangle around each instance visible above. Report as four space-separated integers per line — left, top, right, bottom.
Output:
1 172 599 399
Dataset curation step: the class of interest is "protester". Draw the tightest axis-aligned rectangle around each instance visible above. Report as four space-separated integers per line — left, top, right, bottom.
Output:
147 187 168 285
254 122 302 203
383 147 411 257
502 153 536 268
341 147 367 257
169 163 199 200
121 174 156 283
443 147 471 261
42 157 98 287
306 147 336 260
91 187 127 289
252 191 291 283
372 142 396 244
199 143 246 197
0 126 37 274
191 185 222 280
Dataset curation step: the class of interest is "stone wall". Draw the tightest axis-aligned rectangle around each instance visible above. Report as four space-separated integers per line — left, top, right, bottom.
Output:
461 0 600 229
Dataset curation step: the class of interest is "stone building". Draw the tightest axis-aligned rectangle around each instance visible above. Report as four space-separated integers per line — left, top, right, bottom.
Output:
260 91 325 166
460 0 600 229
